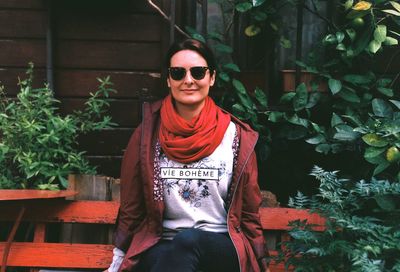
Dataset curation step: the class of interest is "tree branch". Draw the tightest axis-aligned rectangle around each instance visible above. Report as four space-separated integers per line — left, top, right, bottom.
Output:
147 0 190 38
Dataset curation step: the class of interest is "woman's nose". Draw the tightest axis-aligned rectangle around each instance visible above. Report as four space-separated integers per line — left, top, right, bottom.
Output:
183 70 194 84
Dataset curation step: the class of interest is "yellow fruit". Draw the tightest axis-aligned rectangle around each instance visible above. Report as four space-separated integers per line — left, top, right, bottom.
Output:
352 1 372 11
386 146 400 162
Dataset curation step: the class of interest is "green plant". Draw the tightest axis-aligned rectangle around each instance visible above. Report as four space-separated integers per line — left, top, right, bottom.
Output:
0 63 116 190
278 166 400 271
266 0 400 181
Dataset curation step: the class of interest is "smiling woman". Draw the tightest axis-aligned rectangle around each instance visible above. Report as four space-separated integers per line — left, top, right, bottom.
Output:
106 38 270 272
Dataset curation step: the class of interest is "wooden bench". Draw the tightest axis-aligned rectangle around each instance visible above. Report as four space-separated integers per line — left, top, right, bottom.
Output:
0 199 325 271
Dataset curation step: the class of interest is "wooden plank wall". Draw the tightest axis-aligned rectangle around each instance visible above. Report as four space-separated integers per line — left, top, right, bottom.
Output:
0 0 166 177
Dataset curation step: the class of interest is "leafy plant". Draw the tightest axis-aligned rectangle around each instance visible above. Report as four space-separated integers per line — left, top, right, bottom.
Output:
278 166 400 271
266 0 400 181
0 63 116 190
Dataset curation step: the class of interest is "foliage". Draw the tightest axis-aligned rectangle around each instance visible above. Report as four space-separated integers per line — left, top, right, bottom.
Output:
0 63 116 190
278 166 400 271
265 0 400 181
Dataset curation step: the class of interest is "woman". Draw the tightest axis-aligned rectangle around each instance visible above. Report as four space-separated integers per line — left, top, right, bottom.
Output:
108 38 269 272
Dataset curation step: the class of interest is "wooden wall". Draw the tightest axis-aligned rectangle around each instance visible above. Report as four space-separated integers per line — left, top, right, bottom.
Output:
0 0 167 177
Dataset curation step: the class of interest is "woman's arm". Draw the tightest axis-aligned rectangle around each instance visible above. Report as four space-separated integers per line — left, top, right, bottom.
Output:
113 125 146 251
240 151 270 271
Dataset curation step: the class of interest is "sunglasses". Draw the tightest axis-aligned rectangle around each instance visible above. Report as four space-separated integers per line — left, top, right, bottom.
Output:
168 66 210 81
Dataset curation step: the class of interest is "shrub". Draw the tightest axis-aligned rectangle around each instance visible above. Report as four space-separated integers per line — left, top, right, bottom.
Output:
279 166 400 271
0 64 116 190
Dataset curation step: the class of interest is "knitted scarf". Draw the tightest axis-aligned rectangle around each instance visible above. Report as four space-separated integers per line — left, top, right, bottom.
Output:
159 95 231 163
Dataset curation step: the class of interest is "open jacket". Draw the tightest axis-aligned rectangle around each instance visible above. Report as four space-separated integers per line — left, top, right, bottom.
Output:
114 100 268 272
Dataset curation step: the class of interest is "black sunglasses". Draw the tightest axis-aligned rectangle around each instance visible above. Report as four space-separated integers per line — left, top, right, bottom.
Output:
168 66 209 81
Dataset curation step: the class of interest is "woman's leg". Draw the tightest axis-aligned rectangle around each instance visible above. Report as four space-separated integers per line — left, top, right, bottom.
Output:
142 228 239 272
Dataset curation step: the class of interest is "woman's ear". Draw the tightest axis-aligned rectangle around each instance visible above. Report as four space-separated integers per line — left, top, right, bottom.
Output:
210 70 216 86
167 77 171 87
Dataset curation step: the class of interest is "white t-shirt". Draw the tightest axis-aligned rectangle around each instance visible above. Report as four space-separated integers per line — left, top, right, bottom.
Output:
158 122 237 239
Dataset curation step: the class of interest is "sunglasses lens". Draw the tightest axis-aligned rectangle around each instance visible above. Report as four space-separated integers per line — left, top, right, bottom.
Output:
169 68 186 80
190 67 207 80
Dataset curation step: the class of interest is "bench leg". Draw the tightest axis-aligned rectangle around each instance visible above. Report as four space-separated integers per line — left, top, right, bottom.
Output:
1 205 26 272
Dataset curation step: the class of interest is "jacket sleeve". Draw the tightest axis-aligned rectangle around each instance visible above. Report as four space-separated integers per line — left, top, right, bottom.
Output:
241 151 269 271
113 125 146 252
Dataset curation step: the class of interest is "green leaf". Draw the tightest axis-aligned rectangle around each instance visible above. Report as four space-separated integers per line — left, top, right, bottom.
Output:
336 43 346 51
331 113 344 127
316 144 331 154
218 72 230 82
306 134 325 145
280 92 296 103
389 99 400 110
342 74 372 85
252 0 266 7
236 2 253 12
338 88 361 103
334 129 359 141
280 37 292 48
192 33 206 43
383 36 399 45
305 92 321 109
223 63 241 72
336 32 345 43
237 92 253 110
268 111 284 122
372 98 393 118
377 78 392 87
369 40 382 54
207 31 224 42
322 34 337 45
293 83 308 111
214 43 233 53
362 134 389 147
374 195 396 211
390 1 400 13
328 79 342 94
377 87 394 97
253 10 268 21
373 161 391 176
382 9 400 16
364 147 386 159
346 28 356 41
285 114 309 128
374 25 387 43
232 79 247 94
254 87 268 108
232 103 250 119
344 0 353 10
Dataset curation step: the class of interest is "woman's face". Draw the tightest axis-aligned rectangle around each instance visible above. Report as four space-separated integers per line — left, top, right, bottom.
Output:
167 49 215 113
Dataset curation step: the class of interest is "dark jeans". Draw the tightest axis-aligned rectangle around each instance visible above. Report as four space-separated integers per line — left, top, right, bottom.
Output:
138 228 240 272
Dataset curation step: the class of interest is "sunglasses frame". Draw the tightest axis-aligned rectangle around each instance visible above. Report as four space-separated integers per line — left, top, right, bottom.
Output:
168 66 210 81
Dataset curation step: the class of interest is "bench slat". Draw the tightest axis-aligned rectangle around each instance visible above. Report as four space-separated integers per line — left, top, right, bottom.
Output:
0 200 119 224
0 242 288 271
0 242 113 268
0 201 324 229
259 207 325 230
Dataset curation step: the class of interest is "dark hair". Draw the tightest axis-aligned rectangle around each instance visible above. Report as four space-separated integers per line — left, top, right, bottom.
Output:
165 38 216 76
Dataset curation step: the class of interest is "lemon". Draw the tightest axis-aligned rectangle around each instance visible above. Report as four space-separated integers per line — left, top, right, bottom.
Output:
386 146 400 162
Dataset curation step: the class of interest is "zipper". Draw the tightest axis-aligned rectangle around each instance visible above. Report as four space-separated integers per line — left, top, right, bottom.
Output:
227 135 258 272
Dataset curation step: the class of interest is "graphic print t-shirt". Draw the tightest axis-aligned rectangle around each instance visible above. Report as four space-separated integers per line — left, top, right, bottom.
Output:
160 122 236 239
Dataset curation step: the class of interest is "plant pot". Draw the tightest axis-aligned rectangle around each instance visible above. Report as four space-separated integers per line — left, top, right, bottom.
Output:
282 70 327 92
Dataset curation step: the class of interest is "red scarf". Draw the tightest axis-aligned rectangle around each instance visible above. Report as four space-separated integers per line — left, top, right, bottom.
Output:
159 95 231 163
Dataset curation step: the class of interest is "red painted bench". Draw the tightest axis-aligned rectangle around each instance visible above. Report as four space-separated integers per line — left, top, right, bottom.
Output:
0 199 325 271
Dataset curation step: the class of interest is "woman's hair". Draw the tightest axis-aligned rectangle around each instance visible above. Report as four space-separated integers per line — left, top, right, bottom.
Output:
165 38 216 75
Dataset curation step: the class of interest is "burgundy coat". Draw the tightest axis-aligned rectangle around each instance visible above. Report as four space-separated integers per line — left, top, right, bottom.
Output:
114 100 268 272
